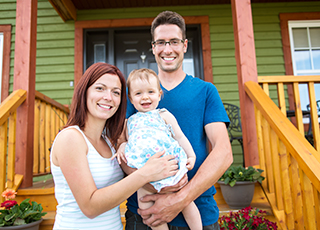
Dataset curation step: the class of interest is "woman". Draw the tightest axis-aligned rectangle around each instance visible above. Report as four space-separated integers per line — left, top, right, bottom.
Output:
50 63 178 230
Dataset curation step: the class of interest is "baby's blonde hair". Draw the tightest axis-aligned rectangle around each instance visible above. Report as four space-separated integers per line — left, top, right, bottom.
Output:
127 68 161 97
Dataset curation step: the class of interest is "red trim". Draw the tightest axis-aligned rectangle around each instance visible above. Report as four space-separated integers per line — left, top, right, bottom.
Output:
0 25 11 102
279 12 320 76
12 0 38 188
279 12 320 117
74 16 213 86
231 0 259 166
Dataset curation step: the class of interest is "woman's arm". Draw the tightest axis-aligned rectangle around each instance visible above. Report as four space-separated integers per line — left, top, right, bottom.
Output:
52 128 178 219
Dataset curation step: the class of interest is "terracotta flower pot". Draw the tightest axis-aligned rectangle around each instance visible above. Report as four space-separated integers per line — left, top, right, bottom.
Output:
0 219 42 230
218 181 256 209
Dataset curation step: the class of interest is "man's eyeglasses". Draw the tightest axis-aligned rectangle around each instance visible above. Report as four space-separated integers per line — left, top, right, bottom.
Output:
152 39 185 48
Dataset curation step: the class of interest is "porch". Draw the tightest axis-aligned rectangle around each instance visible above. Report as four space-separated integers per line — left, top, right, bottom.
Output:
1 75 319 229
1 0 320 229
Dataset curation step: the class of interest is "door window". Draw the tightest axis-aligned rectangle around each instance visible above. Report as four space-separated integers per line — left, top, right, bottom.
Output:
288 20 320 119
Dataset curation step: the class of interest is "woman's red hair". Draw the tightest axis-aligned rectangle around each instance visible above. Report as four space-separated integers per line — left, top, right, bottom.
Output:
66 62 127 148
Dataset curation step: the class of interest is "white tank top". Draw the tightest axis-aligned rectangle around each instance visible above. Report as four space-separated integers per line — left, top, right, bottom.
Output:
50 125 124 230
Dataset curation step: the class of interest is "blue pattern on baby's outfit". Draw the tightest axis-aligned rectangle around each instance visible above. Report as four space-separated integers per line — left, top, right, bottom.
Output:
125 109 188 192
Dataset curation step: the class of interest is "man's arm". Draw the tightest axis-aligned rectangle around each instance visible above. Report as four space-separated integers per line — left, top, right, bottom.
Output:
138 122 233 227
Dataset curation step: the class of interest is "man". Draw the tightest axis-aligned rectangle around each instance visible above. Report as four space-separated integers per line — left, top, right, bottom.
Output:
125 11 233 230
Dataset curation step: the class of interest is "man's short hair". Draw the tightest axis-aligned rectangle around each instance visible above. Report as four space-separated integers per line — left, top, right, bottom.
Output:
151 11 186 40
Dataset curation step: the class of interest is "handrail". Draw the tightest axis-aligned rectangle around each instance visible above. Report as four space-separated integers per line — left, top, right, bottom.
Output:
35 91 69 114
258 75 320 83
0 89 69 201
0 89 27 125
245 81 320 230
257 75 320 151
0 89 26 202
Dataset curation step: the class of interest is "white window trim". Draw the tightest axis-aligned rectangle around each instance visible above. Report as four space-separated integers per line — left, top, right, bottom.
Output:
288 20 320 76
288 20 320 122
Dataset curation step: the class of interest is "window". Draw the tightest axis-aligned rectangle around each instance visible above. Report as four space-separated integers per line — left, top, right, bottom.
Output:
0 33 3 97
288 20 320 116
0 25 11 101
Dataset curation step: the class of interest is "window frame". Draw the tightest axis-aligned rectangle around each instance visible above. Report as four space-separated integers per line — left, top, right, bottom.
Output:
280 12 320 112
74 16 213 86
288 20 320 75
0 25 11 102
0 33 3 96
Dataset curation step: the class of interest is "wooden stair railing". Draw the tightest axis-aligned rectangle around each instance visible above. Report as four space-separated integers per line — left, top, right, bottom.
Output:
245 81 320 230
0 89 69 201
0 89 27 202
258 75 320 151
33 91 69 176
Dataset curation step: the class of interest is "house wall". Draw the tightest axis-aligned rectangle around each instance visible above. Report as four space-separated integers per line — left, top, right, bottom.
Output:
35 0 75 105
0 0 319 165
0 0 75 105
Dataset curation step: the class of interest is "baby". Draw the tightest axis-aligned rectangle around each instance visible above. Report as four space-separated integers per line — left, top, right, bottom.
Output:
116 68 202 230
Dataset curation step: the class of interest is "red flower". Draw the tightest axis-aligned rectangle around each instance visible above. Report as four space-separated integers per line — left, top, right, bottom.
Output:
252 216 261 226
1 200 17 209
219 206 278 229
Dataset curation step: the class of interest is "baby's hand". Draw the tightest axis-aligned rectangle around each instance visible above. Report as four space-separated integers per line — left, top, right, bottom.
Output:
186 156 196 170
111 142 127 164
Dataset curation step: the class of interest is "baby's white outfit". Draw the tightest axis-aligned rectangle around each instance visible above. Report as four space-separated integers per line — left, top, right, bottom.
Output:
125 109 188 192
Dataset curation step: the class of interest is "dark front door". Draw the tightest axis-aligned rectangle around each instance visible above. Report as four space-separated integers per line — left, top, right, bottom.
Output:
114 29 158 77
84 26 203 79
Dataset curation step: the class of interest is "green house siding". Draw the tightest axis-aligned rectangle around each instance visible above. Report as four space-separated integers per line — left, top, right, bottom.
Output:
0 0 75 105
35 0 75 105
0 0 319 165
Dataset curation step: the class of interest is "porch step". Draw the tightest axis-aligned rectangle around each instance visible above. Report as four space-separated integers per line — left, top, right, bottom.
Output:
16 178 56 230
15 180 276 229
15 178 57 212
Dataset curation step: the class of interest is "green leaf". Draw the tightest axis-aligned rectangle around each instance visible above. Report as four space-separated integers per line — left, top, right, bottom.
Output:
0 218 5 227
19 199 31 211
0 209 9 214
21 210 40 219
219 165 265 186
4 213 17 221
229 179 236 187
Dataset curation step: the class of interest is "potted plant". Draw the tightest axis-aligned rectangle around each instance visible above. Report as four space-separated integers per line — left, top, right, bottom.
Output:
218 165 265 209
219 206 278 229
0 189 47 229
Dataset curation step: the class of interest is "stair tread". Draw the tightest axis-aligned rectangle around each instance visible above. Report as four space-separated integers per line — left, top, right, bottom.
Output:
17 178 54 195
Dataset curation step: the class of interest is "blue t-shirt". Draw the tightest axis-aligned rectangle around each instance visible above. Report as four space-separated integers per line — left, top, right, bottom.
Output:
126 74 229 227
